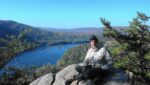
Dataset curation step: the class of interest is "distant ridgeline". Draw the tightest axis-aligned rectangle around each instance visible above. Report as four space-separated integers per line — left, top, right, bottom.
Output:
0 20 92 45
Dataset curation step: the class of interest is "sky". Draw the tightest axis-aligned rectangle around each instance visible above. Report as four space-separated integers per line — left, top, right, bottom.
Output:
0 0 150 29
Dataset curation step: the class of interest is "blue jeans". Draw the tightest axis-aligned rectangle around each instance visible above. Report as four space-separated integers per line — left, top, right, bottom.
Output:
75 65 109 81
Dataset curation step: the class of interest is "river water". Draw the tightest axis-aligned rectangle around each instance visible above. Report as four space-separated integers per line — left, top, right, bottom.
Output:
5 43 81 67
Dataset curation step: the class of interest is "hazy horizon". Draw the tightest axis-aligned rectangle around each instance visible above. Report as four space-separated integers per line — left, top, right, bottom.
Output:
0 0 150 29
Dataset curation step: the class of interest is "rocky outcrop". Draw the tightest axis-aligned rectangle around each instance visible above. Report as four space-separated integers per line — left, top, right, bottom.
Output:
30 64 129 85
29 73 54 85
53 64 78 85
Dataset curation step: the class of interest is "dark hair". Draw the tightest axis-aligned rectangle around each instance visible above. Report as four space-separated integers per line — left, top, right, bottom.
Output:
89 35 99 43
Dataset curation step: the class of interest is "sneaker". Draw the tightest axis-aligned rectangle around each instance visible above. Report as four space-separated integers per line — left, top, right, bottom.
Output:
64 75 76 85
65 79 73 85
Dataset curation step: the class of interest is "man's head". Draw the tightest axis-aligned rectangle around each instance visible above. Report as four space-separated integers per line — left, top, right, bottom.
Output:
89 35 99 48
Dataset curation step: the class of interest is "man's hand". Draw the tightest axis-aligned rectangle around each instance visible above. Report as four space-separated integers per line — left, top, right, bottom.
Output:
101 65 108 70
79 62 88 66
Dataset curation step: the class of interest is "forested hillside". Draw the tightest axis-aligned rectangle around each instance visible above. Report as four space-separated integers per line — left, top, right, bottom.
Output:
0 20 90 45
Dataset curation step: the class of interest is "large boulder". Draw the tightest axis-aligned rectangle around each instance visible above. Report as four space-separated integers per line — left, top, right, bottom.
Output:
29 73 54 85
30 64 129 85
53 64 78 85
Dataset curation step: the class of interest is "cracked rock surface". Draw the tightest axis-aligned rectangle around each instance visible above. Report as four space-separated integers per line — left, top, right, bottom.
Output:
30 64 129 85
30 73 54 85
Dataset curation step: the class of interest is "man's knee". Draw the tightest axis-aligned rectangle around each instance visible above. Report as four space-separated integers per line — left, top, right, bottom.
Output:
75 66 82 73
83 68 95 79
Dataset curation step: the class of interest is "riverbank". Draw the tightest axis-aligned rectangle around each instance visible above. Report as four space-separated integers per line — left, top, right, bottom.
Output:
0 41 88 69
4 42 87 68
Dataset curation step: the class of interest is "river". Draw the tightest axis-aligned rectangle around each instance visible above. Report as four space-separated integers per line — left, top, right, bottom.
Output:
5 43 82 67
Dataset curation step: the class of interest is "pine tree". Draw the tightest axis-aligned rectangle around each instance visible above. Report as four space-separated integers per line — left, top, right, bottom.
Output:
100 12 150 84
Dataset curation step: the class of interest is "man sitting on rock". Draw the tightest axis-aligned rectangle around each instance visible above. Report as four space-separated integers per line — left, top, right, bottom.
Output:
65 35 113 85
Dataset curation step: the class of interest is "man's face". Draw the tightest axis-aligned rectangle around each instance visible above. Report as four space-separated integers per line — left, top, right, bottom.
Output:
90 40 97 48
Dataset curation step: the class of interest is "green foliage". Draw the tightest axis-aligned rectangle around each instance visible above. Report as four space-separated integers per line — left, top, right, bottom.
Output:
0 67 35 85
109 41 128 57
0 64 60 85
57 44 89 69
0 29 38 68
144 52 150 61
101 12 150 84
35 64 60 77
